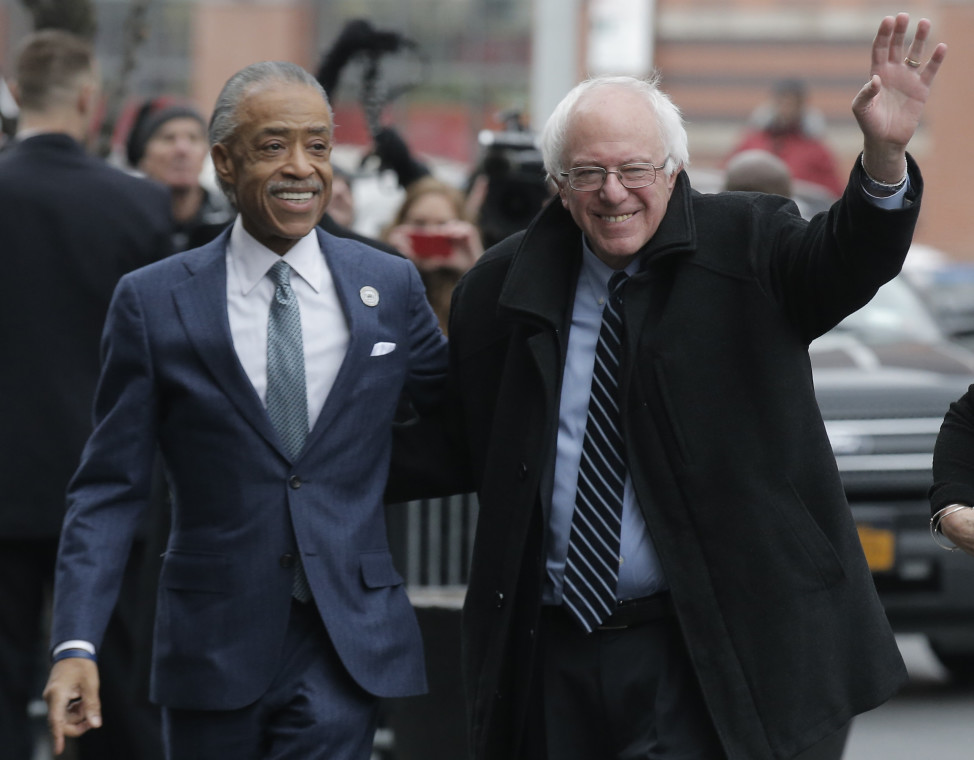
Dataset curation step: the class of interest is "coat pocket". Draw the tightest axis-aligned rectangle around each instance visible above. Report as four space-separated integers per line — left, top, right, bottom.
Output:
360 549 405 589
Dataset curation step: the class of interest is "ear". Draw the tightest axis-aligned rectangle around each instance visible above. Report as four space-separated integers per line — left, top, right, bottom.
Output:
554 178 570 209
211 142 235 188
663 162 683 195
76 80 96 118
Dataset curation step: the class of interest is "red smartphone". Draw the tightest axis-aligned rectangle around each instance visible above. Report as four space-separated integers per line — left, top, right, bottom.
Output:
408 231 453 259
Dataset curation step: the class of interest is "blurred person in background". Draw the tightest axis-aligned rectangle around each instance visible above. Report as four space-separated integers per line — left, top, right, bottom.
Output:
0 29 170 760
326 164 357 229
383 176 483 334
726 77 843 198
723 148 793 197
127 99 234 252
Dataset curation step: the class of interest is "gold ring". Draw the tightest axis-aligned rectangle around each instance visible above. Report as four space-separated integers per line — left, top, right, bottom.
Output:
904 57 922 68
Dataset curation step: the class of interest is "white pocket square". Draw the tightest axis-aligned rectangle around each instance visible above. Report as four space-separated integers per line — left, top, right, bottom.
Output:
370 342 396 357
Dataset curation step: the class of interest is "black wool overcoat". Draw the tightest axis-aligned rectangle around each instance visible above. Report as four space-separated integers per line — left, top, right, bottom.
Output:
436 160 921 760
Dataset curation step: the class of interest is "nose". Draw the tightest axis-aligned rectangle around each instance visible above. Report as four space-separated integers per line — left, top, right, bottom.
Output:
599 170 630 203
285 146 314 178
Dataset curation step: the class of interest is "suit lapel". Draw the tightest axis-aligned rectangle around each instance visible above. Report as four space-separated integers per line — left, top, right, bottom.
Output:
171 233 284 454
302 229 377 456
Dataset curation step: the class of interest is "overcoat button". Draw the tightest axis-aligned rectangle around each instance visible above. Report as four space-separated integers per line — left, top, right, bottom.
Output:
288 475 302 489
518 463 528 481
280 553 296 568
495 591 505 608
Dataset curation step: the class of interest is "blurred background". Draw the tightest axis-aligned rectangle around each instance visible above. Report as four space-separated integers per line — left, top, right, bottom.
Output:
0 0 971 257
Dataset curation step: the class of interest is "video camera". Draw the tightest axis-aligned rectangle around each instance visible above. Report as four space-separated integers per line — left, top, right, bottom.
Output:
474 111 550 248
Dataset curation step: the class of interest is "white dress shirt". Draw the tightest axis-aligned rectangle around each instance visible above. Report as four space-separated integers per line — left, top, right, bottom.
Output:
225 217 349 428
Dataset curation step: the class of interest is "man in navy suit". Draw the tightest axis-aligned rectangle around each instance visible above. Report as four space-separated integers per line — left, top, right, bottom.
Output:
0 30 171 760
43 60 447 759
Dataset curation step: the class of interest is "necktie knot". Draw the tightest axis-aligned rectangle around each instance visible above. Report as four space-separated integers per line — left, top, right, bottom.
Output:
608 271 628 303
269 260 294 304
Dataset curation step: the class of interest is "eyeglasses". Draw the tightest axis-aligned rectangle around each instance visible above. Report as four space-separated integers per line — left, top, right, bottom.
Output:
559 162 667 191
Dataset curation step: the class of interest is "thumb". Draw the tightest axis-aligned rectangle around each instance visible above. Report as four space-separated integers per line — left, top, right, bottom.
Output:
852 74 881 116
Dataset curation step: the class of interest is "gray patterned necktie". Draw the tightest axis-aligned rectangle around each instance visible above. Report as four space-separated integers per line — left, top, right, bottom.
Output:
266 260 311 602
562 271 629 632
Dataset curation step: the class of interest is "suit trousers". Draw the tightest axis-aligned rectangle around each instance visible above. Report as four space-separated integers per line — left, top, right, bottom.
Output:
529 602 726 760
525 602 851 760
162 599 379 760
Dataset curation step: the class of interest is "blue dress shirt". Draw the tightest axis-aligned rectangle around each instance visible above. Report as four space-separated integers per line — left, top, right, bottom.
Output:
542 241 668 606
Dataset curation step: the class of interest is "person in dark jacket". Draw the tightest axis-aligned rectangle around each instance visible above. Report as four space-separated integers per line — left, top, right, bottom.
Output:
391 13 946 760
930 387 974 555
0 30 172 760
127 99 234 252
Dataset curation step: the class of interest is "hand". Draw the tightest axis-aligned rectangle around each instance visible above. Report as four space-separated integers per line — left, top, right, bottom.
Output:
852 13 947 182
941 508 974 558
388 221 483 274
43 658 102 755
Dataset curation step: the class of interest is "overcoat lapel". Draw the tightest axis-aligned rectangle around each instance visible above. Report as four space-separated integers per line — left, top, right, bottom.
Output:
171 233 284 455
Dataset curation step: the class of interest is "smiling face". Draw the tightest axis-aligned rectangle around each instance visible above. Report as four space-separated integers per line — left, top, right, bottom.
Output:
211 81 333 255
557 85 679 269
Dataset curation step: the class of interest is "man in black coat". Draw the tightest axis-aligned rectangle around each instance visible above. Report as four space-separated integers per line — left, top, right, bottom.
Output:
392 13 946 760
0 30 171 760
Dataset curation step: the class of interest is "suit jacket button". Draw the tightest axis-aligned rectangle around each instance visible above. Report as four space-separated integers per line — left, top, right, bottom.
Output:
280 553 296 568
495 591 505 608
517 463 528 481
288 475 302 489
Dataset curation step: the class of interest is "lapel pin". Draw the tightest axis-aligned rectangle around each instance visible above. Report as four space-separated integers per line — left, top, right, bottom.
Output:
360 286 379 307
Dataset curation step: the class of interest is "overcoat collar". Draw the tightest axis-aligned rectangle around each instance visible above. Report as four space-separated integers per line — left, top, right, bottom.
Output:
497 171 698 330
171 226 378 461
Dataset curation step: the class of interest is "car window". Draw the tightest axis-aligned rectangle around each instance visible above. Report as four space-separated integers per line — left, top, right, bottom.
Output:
827 277 943 344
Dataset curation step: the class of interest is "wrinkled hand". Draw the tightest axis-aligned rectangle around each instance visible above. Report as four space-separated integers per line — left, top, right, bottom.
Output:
941 508 974 558
853 13 947 182
43 658 102 755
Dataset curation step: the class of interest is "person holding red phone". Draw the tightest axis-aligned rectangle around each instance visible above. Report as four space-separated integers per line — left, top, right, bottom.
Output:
383 176 483 333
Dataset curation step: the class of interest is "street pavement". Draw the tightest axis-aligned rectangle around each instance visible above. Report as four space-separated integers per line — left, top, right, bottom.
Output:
843 634 974 759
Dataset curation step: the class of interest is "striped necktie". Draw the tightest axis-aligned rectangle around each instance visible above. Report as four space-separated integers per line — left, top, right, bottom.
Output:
562 271 629 632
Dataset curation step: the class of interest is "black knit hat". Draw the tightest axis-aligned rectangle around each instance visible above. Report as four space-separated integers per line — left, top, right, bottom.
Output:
126 101 206 168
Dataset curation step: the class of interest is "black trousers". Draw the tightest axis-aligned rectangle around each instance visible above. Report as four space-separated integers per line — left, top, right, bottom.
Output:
526 602 725 760
522 602 849 760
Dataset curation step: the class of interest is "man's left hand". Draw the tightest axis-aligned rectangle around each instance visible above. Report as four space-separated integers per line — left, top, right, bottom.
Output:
853 13 947 182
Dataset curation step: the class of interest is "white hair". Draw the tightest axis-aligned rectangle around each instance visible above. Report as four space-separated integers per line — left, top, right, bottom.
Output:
539 73 689 180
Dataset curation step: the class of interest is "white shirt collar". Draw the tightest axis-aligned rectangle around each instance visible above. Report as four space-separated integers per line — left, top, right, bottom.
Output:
227 215 323 295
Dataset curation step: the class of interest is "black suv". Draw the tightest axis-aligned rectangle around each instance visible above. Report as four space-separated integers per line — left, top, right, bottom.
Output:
811 275 974 679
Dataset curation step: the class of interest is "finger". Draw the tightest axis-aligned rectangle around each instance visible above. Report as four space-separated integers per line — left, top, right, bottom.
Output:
888 13 910 62
870 16 900 73
71 688 103 730
920 42 948 87
903 17 930 67
50 717 65 756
